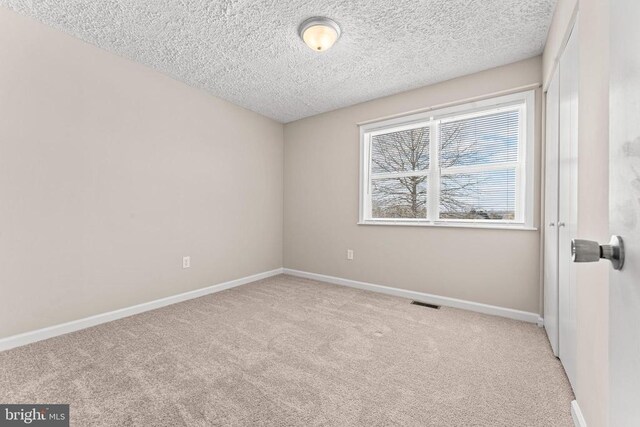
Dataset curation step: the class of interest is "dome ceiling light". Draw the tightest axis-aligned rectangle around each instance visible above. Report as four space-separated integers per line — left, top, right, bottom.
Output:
298 17 341 52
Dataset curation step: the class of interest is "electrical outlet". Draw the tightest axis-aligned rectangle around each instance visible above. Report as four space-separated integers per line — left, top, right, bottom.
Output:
347 249 354 260
182 256 191 269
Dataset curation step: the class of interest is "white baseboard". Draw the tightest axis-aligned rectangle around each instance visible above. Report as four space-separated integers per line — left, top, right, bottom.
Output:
571 400 587 427
0 268 284 352
283 269 541 324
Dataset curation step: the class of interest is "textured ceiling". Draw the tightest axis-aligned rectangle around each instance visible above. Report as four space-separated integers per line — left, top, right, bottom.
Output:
1 0 556 123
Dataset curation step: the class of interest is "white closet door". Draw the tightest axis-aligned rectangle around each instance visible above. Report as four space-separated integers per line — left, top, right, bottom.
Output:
558 21 579 389
544 66 560 357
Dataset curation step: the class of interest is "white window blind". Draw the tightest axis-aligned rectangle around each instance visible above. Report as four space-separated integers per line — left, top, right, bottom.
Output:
439 109 520 221
359 90 534 229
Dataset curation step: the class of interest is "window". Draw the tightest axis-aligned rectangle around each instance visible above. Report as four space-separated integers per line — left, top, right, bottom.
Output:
359 90 535 229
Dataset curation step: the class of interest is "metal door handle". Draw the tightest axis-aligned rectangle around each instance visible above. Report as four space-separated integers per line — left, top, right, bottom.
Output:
549 222 555 227
571 235 625 270
558 222 566 227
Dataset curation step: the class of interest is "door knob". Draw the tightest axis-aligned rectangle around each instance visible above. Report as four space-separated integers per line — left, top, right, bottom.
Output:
571 235 625 270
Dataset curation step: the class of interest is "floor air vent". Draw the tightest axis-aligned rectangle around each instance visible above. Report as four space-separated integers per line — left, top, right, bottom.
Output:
411 301 441 309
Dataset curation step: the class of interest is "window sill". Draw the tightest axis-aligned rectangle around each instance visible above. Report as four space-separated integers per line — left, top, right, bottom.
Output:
357 220 537 231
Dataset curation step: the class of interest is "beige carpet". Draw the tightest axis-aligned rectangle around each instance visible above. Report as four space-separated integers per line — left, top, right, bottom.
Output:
0 274 574 426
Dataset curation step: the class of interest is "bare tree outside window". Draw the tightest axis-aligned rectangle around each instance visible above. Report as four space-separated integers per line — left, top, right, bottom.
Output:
371 127 429 218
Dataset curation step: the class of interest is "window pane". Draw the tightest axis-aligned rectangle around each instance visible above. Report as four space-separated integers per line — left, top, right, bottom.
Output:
440 169 516 220
372 177 427 218
371 127 430 174
440 110 519 168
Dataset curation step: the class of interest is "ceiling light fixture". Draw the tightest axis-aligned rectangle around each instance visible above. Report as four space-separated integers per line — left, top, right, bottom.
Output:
298 17 341 52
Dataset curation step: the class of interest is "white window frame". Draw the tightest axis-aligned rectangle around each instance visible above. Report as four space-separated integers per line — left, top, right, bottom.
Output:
358 90 536 230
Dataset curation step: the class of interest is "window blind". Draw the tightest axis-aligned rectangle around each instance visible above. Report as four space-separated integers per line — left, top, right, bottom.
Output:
438 108 520 221
439 110 520 168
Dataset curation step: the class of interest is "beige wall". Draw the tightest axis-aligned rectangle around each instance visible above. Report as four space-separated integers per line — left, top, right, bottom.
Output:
543 0 610 425
284 57 543 314
0 7 284 339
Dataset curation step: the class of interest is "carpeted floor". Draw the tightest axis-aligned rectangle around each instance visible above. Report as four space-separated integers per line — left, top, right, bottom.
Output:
0 274 574 426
